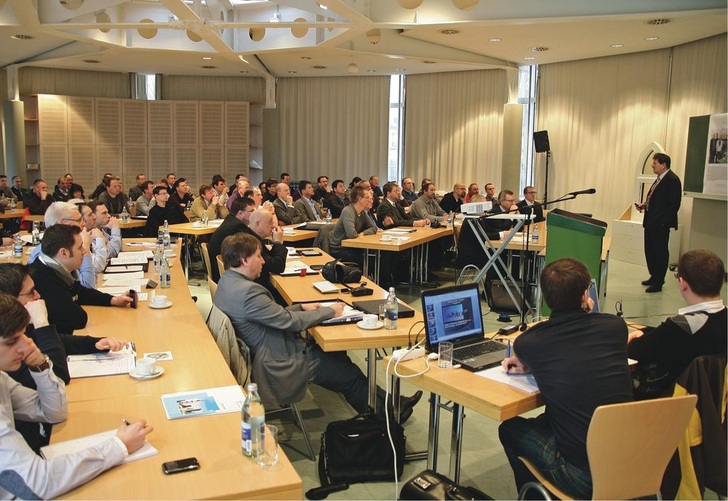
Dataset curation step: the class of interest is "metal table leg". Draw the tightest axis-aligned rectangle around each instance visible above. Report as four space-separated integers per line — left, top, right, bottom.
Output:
428 393 441 471
449 404 465 483
367 347 377 410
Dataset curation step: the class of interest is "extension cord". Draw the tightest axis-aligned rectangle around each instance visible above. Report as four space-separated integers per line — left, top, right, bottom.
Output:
392 347 425 362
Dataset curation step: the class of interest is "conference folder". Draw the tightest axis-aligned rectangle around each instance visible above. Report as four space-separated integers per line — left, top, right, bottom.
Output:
352 299 416 318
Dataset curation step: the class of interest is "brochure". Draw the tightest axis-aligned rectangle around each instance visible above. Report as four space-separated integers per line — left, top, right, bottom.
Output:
161 385 245 420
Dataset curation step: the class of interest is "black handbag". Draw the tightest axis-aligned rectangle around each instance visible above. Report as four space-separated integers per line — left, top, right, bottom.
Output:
400 469 493 500
321 259 362 284
305 413 406 500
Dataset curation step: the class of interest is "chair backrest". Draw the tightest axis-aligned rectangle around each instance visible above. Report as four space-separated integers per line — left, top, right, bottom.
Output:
207 275 218 303
313 224 335 254
206 304 250 387
200 242 213 281
587 394 697 500
216 254 225 279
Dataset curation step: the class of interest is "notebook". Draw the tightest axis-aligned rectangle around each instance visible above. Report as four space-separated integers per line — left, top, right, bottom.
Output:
421 283 508 372
352 299 416 318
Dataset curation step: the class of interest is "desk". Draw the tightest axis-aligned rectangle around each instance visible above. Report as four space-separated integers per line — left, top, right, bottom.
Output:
0 209 26 220
168 220 221 278
280 225 318 244
118 218 146 230
342 226 451 284
54 239 303 499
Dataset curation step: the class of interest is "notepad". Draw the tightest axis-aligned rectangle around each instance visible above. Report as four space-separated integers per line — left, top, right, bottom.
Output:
41 429 158 464
475 366 540 394
67 345 136 378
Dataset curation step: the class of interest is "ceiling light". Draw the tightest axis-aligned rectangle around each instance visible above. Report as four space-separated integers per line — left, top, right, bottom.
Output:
187 30 202 42
395 68 406 72
366 70 377 73
452 0 479 10
288 70 297 74
11 34 34 40
366 29 381 45
202 56 213 60
240 70 250 74
610 44 624 48
530 46 549 52
397 0 423 9
238 55 249 63
270 6 281 23
439 29 459 35
644 36 659 41
646 18 671 25
524 57 535 60
316 2 328 9
489 38 501 42
347 63 359 74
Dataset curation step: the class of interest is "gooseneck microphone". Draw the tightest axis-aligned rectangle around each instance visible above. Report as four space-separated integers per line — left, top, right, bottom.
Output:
569 188 597 196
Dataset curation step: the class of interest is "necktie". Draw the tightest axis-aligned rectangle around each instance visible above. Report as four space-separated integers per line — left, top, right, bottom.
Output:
645 176 660 210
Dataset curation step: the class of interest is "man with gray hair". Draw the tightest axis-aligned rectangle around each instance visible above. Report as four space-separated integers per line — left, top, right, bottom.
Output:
28 201 97 289
248 209 288 304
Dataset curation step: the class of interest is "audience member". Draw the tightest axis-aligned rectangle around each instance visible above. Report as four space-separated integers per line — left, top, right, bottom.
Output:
280 172 291 185
169 178 194 210
145 186 187 238
262 179 278 204
134 180 156 216
313 176 330 203
245 187 264 208
97 176 128 216
226 177 250 211
11 175 28 201
400 177 418 205
369 175 384 201
247 209 288 304
628 249 726 397
323 179 350 218
465 183 479 203
516 186 545 223
89 173 113 200
377 183 428 229
329 185 379 269
64 173 84 200
53 176 71 202
25 179 55 215
0 175 15 201
294 180 323 222
208 197 256 282
212 175 229 210
29 224 133 335
439 182 466 213
484 189 518 234
411 182 446 223
272 183 303 225
499 258 633 499
484 183 496 204
128 173 147 200
417 178 433 197
89 201 122 259
165 172 177 194
191 184 225 222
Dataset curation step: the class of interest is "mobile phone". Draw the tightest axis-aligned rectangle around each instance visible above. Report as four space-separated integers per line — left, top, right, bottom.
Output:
129 289 138 309
162 457 200 475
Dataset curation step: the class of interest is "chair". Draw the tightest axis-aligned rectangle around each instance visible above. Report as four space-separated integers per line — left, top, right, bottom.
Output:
216 254 225 280
200 242 213 279
313 224 334 254
518 395 698 500
206 304 316 461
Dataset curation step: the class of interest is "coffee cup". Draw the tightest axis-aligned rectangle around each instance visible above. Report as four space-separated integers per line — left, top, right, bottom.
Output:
136 357 157 376
152 294 168 307
381 235 392 242
362 314 378 328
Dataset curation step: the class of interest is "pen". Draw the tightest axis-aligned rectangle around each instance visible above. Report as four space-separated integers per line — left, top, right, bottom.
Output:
506 340 511 358
122 419 130 426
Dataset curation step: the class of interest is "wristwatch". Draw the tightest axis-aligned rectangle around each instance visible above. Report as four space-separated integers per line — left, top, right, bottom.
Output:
28 355 51 373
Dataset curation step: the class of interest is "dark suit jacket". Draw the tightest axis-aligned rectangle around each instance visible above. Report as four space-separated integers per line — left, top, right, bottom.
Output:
376 199 416 228
208 214 251 282
439 192 463 213
643 169 682 230
324 194 350 218
483 205 517 234
516 200 545 223
273 198 303 225
457 217 502 268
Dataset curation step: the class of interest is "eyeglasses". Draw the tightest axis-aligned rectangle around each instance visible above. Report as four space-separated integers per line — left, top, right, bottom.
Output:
61 216 83 224
526 191 537 195
19 287 36 297
674 272 681 280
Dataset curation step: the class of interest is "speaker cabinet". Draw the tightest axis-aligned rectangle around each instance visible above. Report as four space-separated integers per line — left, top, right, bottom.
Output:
533 130 550 153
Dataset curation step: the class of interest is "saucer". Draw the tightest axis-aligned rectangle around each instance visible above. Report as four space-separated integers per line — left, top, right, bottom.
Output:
357 320 384 330
149 300 173 309
129 366 165 380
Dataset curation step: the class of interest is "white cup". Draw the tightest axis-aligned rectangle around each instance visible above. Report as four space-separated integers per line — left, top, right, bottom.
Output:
152 294 168 307
362 314 378 328
380 235 392 242
136 357 157 376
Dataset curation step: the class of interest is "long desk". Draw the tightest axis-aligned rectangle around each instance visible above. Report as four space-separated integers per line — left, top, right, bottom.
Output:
0 208 26 220
52 239 303 499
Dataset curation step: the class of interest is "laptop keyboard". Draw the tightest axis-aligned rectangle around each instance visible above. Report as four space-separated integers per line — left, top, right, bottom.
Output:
454 341 503 360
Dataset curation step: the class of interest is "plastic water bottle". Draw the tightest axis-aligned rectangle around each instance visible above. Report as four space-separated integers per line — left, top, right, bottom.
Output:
153 244 163 276
31 223 40 246
121 205 130 223
185 201 192 212
325 210 332 224
9 198 16 210
447 211 453 227
160 258 171 289
242 383 265 457
384 287 398 330
162 220 170 250
13 235 23 259
531 224 540 244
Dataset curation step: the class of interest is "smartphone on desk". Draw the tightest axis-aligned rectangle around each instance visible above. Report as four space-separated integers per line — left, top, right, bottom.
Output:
162 457 200 475
129 289 138 309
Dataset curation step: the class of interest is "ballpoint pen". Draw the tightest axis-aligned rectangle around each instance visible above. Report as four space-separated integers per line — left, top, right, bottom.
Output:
506 340 511 358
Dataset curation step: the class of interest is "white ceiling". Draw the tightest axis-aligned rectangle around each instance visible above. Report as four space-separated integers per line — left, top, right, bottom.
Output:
0 0 725 80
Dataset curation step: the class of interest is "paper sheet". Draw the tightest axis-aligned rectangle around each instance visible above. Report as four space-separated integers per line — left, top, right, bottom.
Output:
67 345 136 378
475 365 540 393
102 271 145 281
41 429 158 464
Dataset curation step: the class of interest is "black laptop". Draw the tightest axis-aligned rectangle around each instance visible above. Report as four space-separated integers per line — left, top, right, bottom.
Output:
421 283 508 372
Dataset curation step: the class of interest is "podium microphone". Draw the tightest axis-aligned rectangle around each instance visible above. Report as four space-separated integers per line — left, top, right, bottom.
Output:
569 188 596 196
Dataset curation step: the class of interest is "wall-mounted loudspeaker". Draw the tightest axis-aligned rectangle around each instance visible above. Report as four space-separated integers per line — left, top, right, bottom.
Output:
533 130 550 153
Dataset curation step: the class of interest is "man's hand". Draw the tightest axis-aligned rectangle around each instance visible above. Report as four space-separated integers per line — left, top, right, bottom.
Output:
271 226 284 244
328 302 345 317
628 329 644 343
285 195 294 206
95 337 128 351
39 188 48 200
413 219 427 227
382 216 394 227
80 228 93 252
106 216 120 230
212 195 220 206
24 299 50 328
501 355 529 374
110 292 134 307
116 420 153 453
634 202 646 213
23 336 46 367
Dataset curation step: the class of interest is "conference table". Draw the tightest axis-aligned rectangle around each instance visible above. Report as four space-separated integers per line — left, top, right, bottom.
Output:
51 239 303 500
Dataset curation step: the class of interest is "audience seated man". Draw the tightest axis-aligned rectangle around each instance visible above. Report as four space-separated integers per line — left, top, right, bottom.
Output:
28 202 97 289
29 224 133 335
145 186 188 238
53 176 71 202
272 182 303 225
64 173 84 200
499 258 633 499
212 175 230 211
191 184 226 223
97 176 128 216
208 197 257 282
262 179 278 204
400 177 418 206
313 176 330 203
225 177 250 211
484 190 518 232
628 249 727 397
88 201 122 259
245 188 264 208
465 183 479 203
456 194 508 269
89 173 113 200
0 293 153 499
134 180 156 216
484 182 496 204
0 175 16 201
214 233 421 420
516 186 545 223
294 180 323 222
247 209 288 304
439 182 466 213
11 175 28 201
411 182 446 223
165 172 177 195
280 172 291 186
168 178 194 210
329 185 380 269
127 173 147 201
0 264 128 452
323 179 350 218
369 175 384 201
25 179 56 215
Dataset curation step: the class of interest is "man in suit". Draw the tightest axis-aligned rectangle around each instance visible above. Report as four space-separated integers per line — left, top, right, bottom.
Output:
400 177 418 205
272 183 303 225
11 176 28 201
214 233 421 420
516 186 545 223
323 179 350 218
208 196 256 282
635 153 682 293
293 180 323 222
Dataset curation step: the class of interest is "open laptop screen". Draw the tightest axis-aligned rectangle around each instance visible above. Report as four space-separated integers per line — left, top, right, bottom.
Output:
422 283 484 350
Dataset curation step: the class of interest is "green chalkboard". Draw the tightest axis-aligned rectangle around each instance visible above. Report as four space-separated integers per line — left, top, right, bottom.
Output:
684 115 710 193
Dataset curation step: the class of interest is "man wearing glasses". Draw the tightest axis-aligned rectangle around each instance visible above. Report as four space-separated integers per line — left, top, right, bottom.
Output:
517 186 545 223
329 185 380 269
208 196 257 282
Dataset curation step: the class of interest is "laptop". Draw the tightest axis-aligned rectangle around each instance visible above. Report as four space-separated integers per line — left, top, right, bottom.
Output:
421 283 508 372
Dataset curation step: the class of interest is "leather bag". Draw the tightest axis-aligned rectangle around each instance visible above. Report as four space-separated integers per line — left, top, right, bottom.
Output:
400 469 493 500
321 259 362 284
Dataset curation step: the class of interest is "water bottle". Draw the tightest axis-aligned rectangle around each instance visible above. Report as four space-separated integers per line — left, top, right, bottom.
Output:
9 198 16 211
531 224 540 244
185 201 192 212
157 229 164 246
31 222 40 246
241 383 265 457
384 287 398 330
447 211 453 227
153 244 163 276
162 220 170 250
160 258 171 289
201 212 209 227
13 235 23 259
121 205 130 223
325 210 332 224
